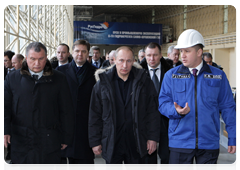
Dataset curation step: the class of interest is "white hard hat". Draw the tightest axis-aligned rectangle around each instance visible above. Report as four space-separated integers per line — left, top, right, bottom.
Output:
175 29 205 49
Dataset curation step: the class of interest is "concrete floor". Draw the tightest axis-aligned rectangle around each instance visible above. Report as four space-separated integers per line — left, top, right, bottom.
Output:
4 146 238 170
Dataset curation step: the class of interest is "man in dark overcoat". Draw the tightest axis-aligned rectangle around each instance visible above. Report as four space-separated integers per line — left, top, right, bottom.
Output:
89 46 160 164
51 43 73 69
56 40 96 164
4 42 74 164
140 42 172 164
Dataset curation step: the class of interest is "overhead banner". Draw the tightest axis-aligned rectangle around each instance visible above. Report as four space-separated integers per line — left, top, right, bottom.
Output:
74 21 162 45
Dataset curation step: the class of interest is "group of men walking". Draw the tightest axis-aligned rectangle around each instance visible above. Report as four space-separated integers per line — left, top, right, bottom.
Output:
4 29 236 164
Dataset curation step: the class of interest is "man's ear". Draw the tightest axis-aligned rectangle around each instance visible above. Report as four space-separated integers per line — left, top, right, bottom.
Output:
197 48 203 58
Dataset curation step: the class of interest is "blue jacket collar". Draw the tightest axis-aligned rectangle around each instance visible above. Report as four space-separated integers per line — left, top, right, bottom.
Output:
177 59 212 75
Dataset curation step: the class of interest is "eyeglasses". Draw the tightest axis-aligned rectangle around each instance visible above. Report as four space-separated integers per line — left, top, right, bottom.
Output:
4 60 10 62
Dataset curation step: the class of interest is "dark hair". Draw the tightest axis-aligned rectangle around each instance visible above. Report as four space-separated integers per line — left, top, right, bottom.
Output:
194 44 204 52
25 42 47 56
15 54 24 61
4 50 15 60
58 43 70 52
202 52 212 59
72 40 90 52
91 46 100 52
144 42 161 53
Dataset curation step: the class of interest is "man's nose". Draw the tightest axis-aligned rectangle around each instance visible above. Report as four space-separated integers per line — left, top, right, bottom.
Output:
35 60 40 65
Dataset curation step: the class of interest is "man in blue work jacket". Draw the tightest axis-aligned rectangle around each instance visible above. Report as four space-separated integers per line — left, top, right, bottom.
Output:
158 29 236 164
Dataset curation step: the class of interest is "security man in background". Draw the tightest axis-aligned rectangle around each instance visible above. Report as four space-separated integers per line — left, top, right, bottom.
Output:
140 42 172 164
203 52 223 70
166 45 182 67
11 54 24 70
51 43 72 69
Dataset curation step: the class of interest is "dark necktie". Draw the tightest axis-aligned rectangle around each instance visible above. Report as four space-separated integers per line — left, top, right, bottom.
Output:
32 74 39 81
77 66 81 72
95 61 98 68
151 68 160 92
192 68 198 77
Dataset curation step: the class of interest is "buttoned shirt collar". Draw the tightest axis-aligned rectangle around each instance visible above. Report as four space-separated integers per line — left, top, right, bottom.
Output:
189 60 203 76
28 68 43 79
58 60 69 67
147 63 161 81
92 58 100 67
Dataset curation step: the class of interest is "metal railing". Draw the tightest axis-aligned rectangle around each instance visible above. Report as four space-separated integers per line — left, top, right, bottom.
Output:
204 33 236 46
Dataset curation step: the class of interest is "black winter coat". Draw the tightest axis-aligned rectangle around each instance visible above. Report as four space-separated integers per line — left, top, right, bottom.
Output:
51 57 73 69
4 60 74 164
56 60 96 159
140 57 172 134
165 58 182 67
88 65 160 163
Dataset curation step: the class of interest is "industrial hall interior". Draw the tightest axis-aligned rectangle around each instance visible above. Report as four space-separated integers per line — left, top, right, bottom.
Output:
3 5 236 164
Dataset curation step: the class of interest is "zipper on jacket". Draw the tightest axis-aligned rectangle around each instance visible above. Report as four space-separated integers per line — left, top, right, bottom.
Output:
194 76 198 149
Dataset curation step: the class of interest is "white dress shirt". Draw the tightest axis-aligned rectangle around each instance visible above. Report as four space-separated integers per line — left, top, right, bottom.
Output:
92 59 100 68
28 68 43 79
147 63 161 82
189 61 203 76
58 60 69 67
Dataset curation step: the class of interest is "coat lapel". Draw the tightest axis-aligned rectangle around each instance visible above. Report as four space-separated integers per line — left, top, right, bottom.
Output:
66 64 78 85
159 65 165 91
78 62 94 87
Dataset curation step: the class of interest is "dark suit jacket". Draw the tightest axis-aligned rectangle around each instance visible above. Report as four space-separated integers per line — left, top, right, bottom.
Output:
140 57 172 134
51 57 73 69
91 58 104 68
165 58 182 67
56 60 97 160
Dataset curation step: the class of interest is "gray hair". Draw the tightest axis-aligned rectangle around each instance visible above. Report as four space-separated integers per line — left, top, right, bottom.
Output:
109 50 116 59
138 49 145 56
167 45 177 55
25 42 47 56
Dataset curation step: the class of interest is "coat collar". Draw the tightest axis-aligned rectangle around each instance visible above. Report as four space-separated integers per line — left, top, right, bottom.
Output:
177 59 212 75
101 64 145 83
20 59 53 76
66 60 96 86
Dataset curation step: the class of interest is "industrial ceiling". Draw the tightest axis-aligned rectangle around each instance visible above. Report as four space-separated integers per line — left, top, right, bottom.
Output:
74 5 183 22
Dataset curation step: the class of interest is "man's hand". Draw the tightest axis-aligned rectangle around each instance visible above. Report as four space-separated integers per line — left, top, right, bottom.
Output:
228 146 236 154
92 145 102 155
147 140 157 155
4 135 11 148
61 144 67 150
174 102 190 115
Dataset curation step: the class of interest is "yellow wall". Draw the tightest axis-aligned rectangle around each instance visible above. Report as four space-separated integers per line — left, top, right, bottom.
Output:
155 5 236 40
159 5 236 88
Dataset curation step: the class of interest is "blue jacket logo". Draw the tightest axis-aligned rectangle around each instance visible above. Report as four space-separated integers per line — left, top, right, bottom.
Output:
204 74 222 79
172 74 190 79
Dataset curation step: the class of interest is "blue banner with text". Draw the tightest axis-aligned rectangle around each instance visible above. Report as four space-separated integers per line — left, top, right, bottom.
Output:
74 21 162 45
